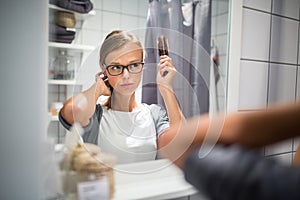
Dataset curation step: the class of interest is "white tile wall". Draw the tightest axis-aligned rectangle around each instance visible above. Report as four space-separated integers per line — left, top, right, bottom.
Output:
82 29 102 46
91 0 101 10
243 0 272 12
218 55 228 76
216 77 226 97
273 0 300 20
294 137 300 151
102 11 121 32
265 139 293 156
240 0 300 166
102 0 121 12
214 34 228 56
241 8 271 61
297 66 300 98
121 0 139 15
215 13 229 35
120 14 139 31
266 152 293 165
268 64 297 104
212 0 229 112
216 0 230 14
270 16 298 64
138 0 149 17
82 11 102 30
238 60 269 110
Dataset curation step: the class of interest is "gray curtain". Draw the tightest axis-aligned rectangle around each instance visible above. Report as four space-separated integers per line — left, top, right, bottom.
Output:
142 0 212 118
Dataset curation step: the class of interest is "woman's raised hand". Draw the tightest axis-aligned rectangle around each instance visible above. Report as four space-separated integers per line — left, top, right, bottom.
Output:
156 55 176 91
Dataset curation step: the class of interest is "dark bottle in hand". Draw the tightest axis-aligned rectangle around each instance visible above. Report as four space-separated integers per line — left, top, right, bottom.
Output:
157 35 169 76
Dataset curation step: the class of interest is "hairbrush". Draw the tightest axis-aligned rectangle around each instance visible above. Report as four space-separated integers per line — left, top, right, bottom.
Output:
157 35 169 77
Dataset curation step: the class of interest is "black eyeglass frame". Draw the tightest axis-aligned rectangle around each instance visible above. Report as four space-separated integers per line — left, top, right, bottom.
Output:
103 62 144 76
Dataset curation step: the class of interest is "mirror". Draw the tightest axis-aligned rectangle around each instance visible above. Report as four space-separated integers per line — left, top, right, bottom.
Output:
48 0 231 144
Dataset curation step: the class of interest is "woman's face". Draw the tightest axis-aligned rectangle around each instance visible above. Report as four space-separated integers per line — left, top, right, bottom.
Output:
103 42 143 95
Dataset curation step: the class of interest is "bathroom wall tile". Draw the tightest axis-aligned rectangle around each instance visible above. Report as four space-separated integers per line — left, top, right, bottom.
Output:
273 0 300 20
238 61 269 110
120 14 139 31
268 64 297 105
241 8 271 61
218 55 228 76
48 85 59 93
243 0 272 12
265 139 293 156
82 29 102 46
138 17 147 29
82 10 102 30
211 16 217 36
294 137 300 151
133 28 146 44
216 0 229 15
212 0 229 16
217 96 226 111
297 67 300 98
102 0 121 12
92 0 102 10
266 152 293 166
215 13 228 35
270 16 298 64
121 0 139 16
59 86 66 93
214 34 228 56
102 11 121 32
212 0 218 16
138 0 149 17
216 76 226 97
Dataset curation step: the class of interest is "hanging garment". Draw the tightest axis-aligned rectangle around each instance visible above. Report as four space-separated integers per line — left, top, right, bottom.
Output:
142 0 212 117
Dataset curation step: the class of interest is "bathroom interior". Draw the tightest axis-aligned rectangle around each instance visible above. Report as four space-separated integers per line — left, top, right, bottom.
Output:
1 0 300 199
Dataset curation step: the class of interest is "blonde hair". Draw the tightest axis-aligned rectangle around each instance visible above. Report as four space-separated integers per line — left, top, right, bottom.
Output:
99 30 144 67
99 30 144 108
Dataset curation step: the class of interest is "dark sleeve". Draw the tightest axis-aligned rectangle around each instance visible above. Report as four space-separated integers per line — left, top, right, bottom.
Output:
183 144 300 200
58 104 103 144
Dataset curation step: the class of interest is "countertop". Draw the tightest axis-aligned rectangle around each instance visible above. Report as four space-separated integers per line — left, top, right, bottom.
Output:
112 159 201 200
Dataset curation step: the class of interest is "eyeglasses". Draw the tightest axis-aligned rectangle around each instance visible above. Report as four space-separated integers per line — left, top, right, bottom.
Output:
104 62 144 76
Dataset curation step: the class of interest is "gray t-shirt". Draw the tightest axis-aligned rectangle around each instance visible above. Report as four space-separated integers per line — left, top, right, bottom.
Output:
59 104 170 145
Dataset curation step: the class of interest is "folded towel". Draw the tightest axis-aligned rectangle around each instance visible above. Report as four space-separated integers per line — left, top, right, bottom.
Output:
49 34 75 43
50 0 94 14
49 23 76 36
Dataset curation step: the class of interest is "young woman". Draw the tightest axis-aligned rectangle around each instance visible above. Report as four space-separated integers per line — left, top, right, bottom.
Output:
59 30 184 164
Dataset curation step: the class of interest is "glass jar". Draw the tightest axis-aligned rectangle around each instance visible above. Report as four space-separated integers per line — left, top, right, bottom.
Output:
53 50 75 80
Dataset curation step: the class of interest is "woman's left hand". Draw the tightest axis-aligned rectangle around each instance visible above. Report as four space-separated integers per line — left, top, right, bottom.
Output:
157 55 177 91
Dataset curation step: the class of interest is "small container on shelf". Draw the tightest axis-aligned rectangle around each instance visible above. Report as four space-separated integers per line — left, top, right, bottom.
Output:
52 50 75 80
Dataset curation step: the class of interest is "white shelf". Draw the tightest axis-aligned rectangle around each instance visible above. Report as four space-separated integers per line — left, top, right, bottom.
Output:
48 79 83 85
48 4 96 21
48 42 95 53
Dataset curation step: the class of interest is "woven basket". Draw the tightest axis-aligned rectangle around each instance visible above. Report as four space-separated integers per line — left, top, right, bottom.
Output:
55 11 76 28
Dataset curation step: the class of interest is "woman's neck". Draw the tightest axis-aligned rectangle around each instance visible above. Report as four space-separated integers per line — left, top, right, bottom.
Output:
110 92 140 112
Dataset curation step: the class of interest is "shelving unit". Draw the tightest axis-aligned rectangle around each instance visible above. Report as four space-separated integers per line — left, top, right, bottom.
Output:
47 3 96 143
48 42 95 52
48 79 83 85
